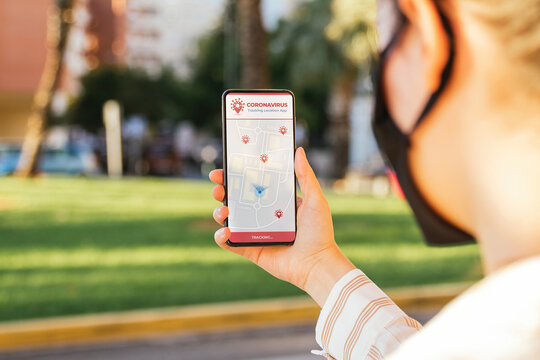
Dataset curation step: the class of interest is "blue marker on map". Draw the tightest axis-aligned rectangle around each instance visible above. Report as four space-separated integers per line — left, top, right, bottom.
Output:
252 184 268 198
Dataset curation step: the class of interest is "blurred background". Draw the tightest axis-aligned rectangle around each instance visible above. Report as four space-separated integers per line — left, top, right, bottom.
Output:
0 0 481 358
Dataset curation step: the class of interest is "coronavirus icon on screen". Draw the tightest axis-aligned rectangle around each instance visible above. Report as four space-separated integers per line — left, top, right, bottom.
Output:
241 135 250 144
274 209 283 219
279 126 287 135
231 98 245 114
260 153 268 163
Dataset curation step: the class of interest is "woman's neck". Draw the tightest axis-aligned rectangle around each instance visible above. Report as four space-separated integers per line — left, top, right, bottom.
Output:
465 92 540 274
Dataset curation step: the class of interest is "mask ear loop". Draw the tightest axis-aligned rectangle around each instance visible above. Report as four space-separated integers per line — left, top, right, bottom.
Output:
374 3 455 136
371 11 408 142
411 5 456 131
378 10 407 62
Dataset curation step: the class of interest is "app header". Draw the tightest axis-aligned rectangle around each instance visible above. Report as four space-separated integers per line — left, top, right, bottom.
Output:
225 92 293 119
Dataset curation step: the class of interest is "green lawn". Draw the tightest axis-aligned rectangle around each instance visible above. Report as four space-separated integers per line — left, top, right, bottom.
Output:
0 177 482 322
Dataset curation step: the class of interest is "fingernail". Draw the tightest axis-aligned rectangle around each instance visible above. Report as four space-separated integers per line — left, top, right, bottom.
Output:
213 207 222 218
215 228 226 238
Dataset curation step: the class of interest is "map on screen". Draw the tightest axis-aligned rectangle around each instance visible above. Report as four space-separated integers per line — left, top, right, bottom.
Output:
225 92 296 241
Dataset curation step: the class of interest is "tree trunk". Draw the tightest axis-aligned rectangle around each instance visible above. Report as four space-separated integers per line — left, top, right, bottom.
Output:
327 65 357 179
15 0 75 177
236 0 269 89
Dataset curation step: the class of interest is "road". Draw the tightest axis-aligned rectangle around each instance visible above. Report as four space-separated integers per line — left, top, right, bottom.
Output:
0 311 436 360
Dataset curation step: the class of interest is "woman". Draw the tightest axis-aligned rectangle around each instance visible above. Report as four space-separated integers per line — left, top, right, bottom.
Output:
210 0 540 358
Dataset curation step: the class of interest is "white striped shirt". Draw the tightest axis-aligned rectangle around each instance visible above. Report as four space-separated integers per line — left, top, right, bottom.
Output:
311 269 421 359
311 255 540 359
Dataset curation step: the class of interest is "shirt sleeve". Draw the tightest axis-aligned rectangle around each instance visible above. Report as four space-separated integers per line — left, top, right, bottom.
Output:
310 268 422 360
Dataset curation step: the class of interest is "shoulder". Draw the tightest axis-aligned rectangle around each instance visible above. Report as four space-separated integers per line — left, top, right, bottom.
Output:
388 255 540 359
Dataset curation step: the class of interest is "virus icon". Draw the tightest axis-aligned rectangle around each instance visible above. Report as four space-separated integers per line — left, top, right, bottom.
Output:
279 126 287 135
260 153 268 163
252 184 268 198
231 98 245 114
275 209 283 219
241 135 250 144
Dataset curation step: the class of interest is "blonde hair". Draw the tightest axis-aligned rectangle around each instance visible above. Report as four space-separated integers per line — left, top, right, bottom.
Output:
459 0 540 93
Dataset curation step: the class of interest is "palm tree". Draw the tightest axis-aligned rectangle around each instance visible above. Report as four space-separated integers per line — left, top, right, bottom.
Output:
236 0 269 88
271 0 376 178
15 0 75 177
326 0 376 178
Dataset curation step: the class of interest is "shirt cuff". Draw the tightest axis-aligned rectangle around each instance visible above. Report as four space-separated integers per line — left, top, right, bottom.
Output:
312 268 366 356
311 268 417 359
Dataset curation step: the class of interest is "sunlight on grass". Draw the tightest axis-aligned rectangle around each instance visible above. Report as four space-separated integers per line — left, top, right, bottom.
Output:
0 247 242 269
0 177 481 321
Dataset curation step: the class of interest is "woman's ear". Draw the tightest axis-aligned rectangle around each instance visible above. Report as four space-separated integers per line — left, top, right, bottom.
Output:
398 0 450 92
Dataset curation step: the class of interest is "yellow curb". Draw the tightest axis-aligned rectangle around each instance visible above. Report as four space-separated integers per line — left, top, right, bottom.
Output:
388 281 473 311
0 282 473 351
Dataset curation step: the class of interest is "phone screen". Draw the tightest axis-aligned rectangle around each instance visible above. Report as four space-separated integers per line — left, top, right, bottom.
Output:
222 90 296 246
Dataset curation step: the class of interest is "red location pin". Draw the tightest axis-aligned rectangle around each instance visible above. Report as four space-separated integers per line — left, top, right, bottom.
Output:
241 135 250 144
275 209 283 219
279 126 287 135
260 153 268 163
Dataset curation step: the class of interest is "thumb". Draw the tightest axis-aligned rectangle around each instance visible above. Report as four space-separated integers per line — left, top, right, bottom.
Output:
295 147 323 199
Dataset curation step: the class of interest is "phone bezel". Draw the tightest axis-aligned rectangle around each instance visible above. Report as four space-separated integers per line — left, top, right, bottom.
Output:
221 89 297 247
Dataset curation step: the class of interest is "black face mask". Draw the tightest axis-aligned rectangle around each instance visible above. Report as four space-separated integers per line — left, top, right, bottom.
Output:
371 4 475 246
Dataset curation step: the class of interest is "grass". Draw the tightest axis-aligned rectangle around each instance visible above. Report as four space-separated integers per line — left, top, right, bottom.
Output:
0 177 482 322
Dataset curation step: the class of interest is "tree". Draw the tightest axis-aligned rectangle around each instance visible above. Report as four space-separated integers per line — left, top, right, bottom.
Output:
182 26 231 133
326 0 377 177
270 0 376 177
15 0 75 177
236 0 269 88
66 66 184 132
67 23 235 136
270 0 340 145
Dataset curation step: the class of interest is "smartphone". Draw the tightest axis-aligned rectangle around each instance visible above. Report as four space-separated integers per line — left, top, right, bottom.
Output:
222 89 297 247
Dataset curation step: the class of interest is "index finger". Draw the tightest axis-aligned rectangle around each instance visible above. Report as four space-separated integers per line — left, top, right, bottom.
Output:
209 169 224 185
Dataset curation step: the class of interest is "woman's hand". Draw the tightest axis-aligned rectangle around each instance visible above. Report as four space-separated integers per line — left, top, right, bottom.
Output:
209 147 355 307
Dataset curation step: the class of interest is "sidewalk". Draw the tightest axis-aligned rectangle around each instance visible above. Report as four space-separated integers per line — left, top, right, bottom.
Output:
0 324 321 360
0 282 471 354
0 309 440 360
